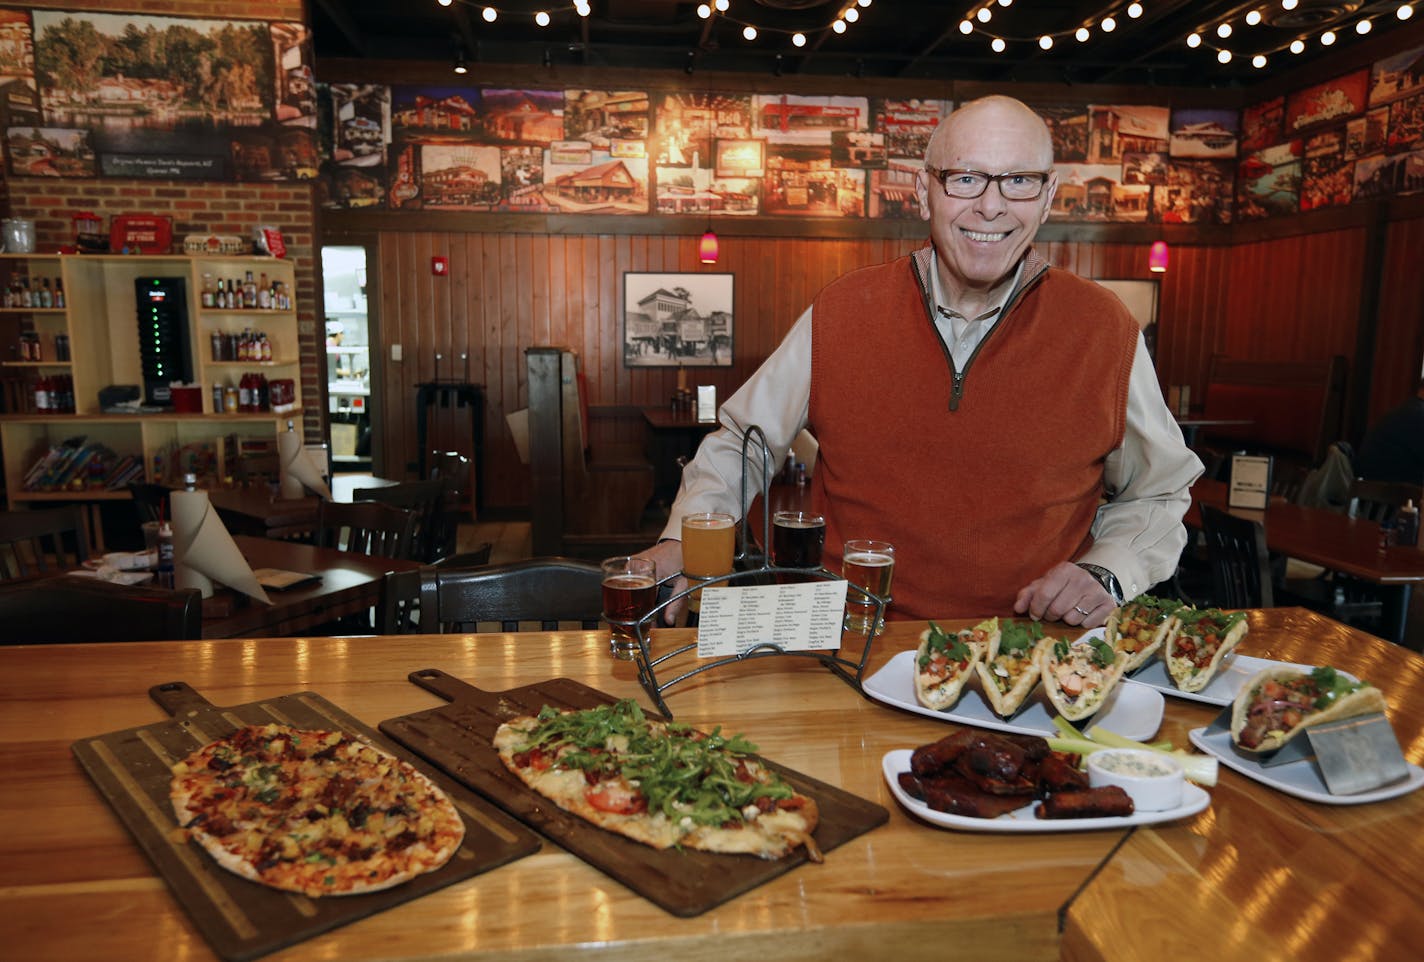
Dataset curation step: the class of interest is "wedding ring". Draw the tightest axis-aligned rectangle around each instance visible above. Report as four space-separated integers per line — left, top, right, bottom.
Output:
1073 605 1091 617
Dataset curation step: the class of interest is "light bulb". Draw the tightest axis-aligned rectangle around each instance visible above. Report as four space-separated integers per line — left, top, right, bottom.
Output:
1290 39 1305 53
1400 5 1415 22
1217 23 1232 38
859 0 873 6
845 7 859 22
1187 32 1201 48
833 18 846 33
438 0 452 6
1253 54 1267 68
977 8 992 23
1321 29 1336 45
1102 16 1116 31
482 6 496 22
536 11 551 26
1217 49 1232 63
1128 3 1143 18
792 31 806 46
1356 18 1372 33
1039 35 1053 50
1076 26 1090 42
1246 10 1262 26
715 0 729 10
959 19 973 34
742 25 756 40
1283 0 1299 9
991 36 1006 52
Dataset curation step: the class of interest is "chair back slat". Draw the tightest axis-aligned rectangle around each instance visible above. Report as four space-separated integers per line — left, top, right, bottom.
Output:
0 506 90 581
1347 479 1422 524
1200 502 1274 609
354 479 448 563
314 500 417 560
386 557 604 634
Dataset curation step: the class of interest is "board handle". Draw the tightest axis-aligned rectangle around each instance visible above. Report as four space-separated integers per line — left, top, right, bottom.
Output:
406 668 481 704
148 681 218 718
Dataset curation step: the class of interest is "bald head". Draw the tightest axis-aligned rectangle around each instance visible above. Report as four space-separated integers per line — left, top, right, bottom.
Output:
926 96 1055 172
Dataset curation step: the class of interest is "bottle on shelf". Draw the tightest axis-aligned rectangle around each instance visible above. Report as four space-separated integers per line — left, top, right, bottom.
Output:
257 272 270 310
243 270 257 309
210 328 224 362
53 278 63 308
39 278 52 308
201 273 215 309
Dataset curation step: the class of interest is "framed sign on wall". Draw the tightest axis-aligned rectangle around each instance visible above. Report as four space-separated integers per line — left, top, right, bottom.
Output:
622 271 734 368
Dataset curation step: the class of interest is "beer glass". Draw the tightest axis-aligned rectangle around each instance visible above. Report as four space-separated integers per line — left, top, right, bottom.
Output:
841 538 895 635
601 556 658 660
772 510 826 581
681 512 735 613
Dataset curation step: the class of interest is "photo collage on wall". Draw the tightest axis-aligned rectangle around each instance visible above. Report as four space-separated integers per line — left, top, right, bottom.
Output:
1036 103 1236 225
0 7 316 182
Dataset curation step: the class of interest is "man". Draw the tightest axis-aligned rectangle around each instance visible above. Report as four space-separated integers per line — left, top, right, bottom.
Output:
1355 379 1424 486
641 96 1201 628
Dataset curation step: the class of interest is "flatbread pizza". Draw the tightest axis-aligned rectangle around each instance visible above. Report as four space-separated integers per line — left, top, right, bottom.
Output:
1165 607 1249 692
1106 594 1186 673
493 699 821 861
973 618 1049 717
915 618 998 711
1231 665 1387 753
170 724 465 897
1038 633 1127 721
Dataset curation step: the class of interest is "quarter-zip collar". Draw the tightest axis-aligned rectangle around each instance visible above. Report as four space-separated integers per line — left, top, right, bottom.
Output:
910 246 1051 411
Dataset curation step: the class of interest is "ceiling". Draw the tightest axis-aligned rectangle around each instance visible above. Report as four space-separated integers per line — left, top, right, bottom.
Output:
312 0 1420 89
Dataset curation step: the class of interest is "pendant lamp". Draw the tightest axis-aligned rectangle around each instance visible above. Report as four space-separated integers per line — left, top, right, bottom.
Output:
1148 240 1169 273
699 224 719 264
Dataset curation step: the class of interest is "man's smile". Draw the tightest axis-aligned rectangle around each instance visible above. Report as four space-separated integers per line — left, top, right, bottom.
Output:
960 227 1013 243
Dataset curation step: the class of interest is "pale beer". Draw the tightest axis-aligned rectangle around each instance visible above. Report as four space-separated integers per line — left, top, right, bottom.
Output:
841 540 895 634
681 512 735 613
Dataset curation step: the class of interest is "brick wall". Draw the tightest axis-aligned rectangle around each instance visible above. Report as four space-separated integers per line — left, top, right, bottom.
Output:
2 1 321 436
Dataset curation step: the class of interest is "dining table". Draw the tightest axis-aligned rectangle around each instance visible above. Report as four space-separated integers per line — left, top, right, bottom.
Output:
642 405 722 506
3 607 1421 962
207 487 321 540
1190 477 1424 644
201 535 421 638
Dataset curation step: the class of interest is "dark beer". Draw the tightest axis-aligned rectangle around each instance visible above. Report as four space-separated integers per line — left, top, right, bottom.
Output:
772 512 826 569
602 573 656 648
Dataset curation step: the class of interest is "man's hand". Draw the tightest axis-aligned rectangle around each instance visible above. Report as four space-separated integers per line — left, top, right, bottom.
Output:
1013 561 1115 628
633 540 687 625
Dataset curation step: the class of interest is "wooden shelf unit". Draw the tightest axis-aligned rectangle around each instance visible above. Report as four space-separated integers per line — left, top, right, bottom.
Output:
0 253 304 506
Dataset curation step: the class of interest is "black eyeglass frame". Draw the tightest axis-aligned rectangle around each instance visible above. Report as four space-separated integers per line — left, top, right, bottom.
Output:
923 165 1053 201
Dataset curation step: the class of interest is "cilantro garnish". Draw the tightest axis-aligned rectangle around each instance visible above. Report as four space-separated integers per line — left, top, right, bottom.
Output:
999 619 1043 652
919 621 972 667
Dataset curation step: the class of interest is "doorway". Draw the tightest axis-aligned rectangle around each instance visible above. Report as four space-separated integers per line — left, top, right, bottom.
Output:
321 245 378 475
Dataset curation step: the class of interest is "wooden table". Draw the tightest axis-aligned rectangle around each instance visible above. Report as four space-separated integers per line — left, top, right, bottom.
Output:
642 406 721 506
201 535 420 638
208 487 319 539
1191 477 1424 643
1175 417 1252 447
2 609 1421 961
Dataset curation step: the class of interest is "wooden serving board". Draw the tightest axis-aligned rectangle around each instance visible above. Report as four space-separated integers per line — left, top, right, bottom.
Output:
70 682 542 962
378 669 889 917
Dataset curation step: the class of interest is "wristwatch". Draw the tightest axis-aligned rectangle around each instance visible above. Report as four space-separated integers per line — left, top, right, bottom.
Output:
1075 563 1124 606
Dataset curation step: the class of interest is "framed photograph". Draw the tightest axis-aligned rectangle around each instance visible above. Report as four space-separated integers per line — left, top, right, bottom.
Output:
623 271 733 367
715 138 765 178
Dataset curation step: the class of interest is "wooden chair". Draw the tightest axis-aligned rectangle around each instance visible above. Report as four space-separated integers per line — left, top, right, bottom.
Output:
1200 503 1274 608
381 557 604 634
313 500 417 560
0 506 91 580
0 577 201 642
353 478 448 563
377 542 494 634
1347 479 1422 524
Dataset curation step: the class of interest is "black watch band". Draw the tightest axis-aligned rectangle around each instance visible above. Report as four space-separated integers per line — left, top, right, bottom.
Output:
1075 562 1124 606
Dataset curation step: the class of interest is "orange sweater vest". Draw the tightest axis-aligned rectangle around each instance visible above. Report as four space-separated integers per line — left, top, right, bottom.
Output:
808 252 1137 620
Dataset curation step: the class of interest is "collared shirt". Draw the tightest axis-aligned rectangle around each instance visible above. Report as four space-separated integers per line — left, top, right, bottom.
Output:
662 250 1204 601
930 259 1020 371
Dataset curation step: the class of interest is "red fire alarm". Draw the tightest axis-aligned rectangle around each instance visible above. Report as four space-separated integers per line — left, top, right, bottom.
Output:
432 256 448 276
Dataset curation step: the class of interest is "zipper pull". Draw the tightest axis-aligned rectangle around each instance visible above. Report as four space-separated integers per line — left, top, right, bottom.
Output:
950 372 965 411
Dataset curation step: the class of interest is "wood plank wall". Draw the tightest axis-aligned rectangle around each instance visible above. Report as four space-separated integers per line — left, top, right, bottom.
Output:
371 220 1424 512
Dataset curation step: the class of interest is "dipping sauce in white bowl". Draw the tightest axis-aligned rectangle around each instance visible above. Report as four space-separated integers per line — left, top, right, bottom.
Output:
1087 749 1184 811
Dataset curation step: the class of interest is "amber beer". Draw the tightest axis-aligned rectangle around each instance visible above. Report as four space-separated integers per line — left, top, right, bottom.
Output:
772 511 826 577
601 556 657 659
841 539 895 635
681 512 735 613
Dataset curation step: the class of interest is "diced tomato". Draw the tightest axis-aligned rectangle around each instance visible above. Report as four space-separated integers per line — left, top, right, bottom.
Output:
734 760 755 783
586 780 647 815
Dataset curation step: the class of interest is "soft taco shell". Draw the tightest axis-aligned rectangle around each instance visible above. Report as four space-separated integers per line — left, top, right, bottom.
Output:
1037 638 1128 721
1229 667 1388 753
1105 602 1183 673
1165 615 1248 693
914 618 998 711
974 637 1049 717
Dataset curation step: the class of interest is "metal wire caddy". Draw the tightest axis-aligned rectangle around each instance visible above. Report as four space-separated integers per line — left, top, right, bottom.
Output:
605 425 888 718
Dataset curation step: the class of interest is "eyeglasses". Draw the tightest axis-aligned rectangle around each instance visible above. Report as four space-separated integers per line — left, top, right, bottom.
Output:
924 165 1051 201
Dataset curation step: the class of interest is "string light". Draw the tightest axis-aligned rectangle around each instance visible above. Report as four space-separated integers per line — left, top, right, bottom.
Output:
742 25 757 40
832 18 846 33
1321 29 1337 45
1075 26 1090 42
1039 35 1053 50
535 10 550 26
1182 2 1415 70
482 6 497 23
1400 4 1414 20
977 8 993 23
1246 10 1262 26
845 7 860 23
991 36 1006 52
1356 19 1372 34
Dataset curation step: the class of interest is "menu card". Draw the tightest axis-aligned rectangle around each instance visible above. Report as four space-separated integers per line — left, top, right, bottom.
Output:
694 581 848 657
1228 454 1273 510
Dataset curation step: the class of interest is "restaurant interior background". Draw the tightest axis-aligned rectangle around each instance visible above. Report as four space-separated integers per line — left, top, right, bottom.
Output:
0 0 1421 520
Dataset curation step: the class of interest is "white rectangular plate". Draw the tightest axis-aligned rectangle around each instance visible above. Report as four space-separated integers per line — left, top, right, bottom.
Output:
1188 727 1424 805
862 648 1164 742
882 749 1210 832
1130 651 1355 707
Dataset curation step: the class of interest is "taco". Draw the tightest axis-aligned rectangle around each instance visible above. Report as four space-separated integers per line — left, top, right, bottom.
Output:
973 618 1049 717
1105 594 1187 673
914 618 998 711
1231 665 1387 753
1038 633 1127 722
1164 607 1249 693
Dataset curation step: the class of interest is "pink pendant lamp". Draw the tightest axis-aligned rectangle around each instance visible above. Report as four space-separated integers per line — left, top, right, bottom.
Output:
1148 240 1169 273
